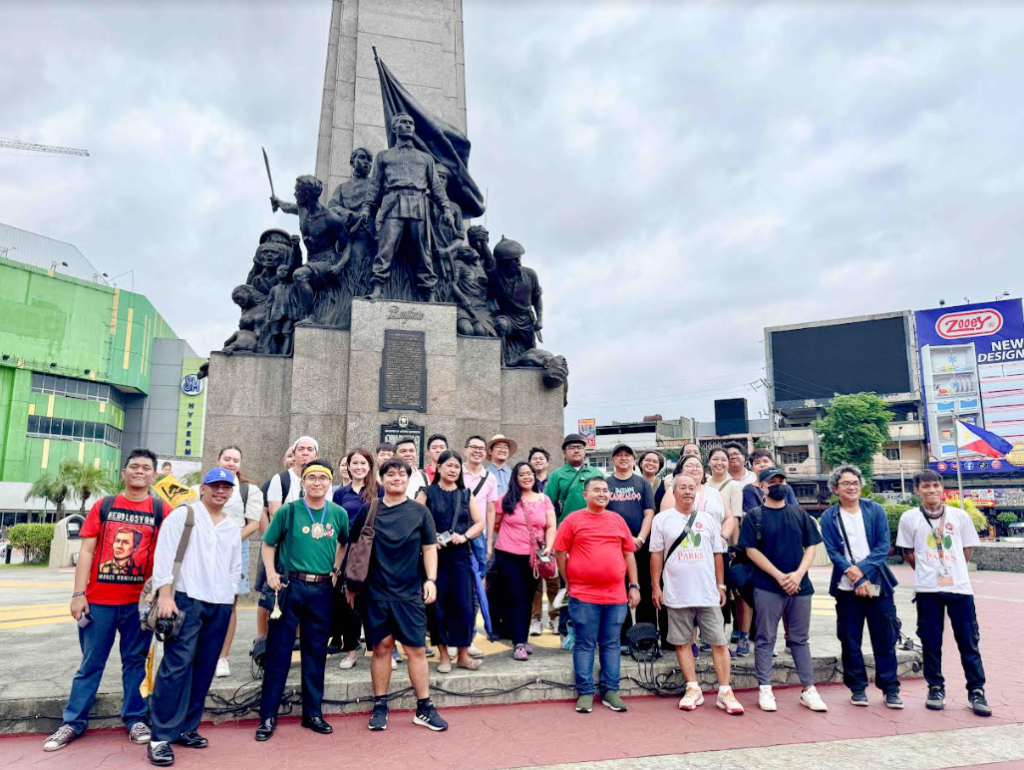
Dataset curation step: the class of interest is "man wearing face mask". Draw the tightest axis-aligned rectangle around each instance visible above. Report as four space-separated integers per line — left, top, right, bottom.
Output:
738 468 827 714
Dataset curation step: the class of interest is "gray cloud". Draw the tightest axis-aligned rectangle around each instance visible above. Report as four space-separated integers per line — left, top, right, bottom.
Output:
2 1 1023 435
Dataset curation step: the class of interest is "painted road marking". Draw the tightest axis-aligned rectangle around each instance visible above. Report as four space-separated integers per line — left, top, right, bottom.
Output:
0 580 75 589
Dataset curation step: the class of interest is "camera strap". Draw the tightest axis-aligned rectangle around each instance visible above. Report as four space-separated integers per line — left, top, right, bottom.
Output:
836 506 857 564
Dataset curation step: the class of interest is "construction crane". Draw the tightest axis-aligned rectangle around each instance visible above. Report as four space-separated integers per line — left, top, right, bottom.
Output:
0 138 89 157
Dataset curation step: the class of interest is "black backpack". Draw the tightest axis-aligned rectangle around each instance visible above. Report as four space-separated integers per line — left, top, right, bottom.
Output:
98 495 166 525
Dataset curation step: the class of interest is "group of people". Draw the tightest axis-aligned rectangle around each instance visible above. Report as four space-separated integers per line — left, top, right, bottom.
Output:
43 434 994 764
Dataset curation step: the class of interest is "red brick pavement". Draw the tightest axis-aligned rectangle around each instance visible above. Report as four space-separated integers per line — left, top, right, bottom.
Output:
3 567 1021 769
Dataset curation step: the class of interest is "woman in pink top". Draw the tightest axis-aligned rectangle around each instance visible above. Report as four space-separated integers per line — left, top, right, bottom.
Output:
487 462 556 660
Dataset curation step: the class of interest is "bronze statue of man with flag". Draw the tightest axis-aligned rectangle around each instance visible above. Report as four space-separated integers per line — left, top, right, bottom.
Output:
356 112 454 302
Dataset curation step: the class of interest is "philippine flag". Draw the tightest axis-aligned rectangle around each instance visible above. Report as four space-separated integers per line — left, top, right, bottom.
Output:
956 420 1014 459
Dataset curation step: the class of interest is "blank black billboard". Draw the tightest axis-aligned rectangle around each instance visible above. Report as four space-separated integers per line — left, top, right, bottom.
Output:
770 317 911 403
715 398 749 436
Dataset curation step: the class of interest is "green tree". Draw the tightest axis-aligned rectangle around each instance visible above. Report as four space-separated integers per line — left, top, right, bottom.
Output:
59 459 116 512
24 473 71 523
812 392 893 485
945 497 988 534
997 511 1019 527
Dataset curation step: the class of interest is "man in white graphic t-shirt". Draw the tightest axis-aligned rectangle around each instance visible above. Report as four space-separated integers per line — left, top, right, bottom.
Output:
896 469 990 717
650 474 743 716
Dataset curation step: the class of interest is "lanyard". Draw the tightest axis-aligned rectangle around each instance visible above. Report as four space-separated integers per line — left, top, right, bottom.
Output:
921 507 946 555
302 498 328 539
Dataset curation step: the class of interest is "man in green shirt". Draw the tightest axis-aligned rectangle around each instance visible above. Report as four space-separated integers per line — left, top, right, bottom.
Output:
546 434 605 523
256 460 348 742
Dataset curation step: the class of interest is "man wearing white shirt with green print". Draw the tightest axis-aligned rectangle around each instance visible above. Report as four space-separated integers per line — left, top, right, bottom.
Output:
896 469 990 717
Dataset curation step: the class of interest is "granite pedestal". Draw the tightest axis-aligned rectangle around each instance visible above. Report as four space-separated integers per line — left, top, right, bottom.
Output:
202 298 565 484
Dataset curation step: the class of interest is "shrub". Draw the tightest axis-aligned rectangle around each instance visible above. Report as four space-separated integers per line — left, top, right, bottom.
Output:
997 511 1019 527
8 523 56 564
884 504 912 544
945 497 988 533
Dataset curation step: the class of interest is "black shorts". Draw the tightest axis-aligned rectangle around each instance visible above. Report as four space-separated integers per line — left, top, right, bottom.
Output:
363 598 427 649
254 558 267 594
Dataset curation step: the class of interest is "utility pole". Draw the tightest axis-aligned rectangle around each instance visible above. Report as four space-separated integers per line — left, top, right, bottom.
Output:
761 377 777 459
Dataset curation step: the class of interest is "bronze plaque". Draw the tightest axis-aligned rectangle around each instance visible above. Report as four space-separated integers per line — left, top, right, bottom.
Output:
379 329 427 412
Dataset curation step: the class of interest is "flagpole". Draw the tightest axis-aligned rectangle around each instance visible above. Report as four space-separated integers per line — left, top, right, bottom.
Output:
954 421 965 503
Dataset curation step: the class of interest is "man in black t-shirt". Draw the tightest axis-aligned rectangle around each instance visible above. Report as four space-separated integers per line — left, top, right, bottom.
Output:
605 444 656 641
362 458 447 732
738 468 827 714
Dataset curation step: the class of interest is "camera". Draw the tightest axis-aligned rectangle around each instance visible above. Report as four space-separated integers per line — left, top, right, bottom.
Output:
139 601 185 642
437 531 453 545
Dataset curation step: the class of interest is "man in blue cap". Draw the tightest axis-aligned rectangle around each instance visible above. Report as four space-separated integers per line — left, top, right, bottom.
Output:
146 468 242 766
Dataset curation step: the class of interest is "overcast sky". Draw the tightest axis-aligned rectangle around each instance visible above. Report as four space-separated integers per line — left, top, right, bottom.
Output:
2 1 1023 431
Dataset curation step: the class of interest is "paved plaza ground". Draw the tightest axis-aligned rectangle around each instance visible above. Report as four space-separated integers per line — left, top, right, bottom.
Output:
1 565 1021 769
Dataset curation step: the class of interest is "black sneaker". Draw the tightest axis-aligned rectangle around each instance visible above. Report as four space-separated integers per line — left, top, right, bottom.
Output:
368 702 389 731
969 689 992 717
925 686 945 711
850 690 869 706
884 692 904 710
413 700 449 732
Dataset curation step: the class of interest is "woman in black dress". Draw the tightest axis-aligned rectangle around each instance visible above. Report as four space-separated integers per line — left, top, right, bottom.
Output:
416 450 484 673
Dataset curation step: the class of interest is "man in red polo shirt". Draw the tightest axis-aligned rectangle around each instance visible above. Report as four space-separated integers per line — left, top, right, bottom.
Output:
554 477 640 715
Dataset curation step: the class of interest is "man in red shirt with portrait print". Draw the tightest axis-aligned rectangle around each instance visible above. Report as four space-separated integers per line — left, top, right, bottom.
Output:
43 449 166 753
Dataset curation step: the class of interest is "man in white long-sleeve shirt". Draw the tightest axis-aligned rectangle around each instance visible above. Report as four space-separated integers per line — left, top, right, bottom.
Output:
147 468 242 767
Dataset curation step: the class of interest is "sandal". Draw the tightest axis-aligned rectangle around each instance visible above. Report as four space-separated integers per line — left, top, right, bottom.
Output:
437 661 452 674
457 658 482 671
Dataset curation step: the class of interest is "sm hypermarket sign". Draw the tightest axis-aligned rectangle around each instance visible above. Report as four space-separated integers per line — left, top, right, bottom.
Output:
915 299 1024 476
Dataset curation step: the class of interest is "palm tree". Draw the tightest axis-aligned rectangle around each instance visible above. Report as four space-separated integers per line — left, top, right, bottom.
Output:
60 460 116 512
24 473 71 524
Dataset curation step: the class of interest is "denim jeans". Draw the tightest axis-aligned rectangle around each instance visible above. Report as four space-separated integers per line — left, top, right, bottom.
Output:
568 597 627 696
63 602 153 734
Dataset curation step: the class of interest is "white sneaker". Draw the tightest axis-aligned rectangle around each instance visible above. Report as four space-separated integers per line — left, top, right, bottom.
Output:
339 655 357 670
758 686 777 712
215 658 230 678
530 619 543 636
800 686 828 712
545 618 557 634
391 655 398 671
716 687 745 715
677 684 704 711
468 644 484 658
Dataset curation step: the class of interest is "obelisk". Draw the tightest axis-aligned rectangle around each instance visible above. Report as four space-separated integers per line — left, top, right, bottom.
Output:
315 0 467 199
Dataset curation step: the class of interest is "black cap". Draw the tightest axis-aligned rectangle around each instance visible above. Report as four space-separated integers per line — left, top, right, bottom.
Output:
758 467 787 483
611 444 635 457
562 433 587 449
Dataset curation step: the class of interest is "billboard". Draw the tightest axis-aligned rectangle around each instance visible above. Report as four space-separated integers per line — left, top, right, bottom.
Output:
769 315 913 404
915 299 1024 476
578 418 596 448
715 398 749 436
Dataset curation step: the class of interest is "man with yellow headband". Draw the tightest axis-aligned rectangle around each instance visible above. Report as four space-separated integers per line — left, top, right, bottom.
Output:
256 460 349 741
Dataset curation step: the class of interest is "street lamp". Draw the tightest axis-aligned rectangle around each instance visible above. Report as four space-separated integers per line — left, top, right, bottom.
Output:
897 424 905 499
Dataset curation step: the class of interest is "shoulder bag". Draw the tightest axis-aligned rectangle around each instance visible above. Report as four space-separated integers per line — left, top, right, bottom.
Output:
344 498 381 594
526 499 557 579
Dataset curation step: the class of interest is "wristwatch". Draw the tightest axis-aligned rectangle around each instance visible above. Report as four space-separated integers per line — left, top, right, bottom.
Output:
628 582 640 591
72 591 86 598
717 584 727 591
425 578 436 584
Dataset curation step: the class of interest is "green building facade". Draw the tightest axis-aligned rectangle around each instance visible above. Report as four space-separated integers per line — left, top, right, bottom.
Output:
0 254 190 483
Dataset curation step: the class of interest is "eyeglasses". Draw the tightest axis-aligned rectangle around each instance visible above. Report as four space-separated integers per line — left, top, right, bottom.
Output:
837 481 860 488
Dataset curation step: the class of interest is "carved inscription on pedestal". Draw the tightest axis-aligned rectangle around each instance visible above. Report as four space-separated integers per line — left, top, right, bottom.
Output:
379 329 427 413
